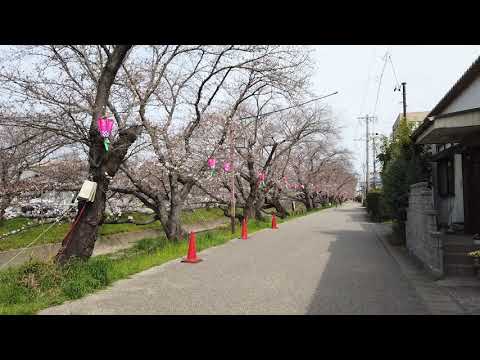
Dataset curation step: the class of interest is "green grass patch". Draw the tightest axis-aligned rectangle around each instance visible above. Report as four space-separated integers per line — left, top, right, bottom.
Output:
283 203 333 220
0 217 31 233
0 208 226 252
0 222 72 252
98 221 160 237
181 207 225 225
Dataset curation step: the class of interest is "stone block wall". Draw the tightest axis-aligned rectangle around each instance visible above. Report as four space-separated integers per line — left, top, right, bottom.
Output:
406 182 444 278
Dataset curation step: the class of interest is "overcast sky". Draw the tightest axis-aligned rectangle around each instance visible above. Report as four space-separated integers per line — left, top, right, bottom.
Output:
310 45 480 178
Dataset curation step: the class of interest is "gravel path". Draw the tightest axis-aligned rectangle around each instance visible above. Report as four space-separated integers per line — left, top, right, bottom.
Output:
39 203 429 315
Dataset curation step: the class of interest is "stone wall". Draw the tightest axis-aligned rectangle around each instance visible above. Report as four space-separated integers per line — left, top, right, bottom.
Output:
406 182 444 278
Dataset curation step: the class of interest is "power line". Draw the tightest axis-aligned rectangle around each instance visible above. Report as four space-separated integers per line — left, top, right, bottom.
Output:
237 92 338 121
359 48 376 116
372 51 389 118
388 53 401 90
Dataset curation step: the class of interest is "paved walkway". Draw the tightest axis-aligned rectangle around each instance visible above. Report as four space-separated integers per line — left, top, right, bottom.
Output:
372 223 480 314
40 203 432 315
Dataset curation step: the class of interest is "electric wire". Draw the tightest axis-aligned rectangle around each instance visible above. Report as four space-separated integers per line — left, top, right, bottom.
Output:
359 48 376 116
238 92 338 121
388 53 401 90
372 52 389 118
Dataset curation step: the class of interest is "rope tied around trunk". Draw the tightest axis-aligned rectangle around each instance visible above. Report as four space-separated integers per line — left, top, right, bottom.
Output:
56 202 88 258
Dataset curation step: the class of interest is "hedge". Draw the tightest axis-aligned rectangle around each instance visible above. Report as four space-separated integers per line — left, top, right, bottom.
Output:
365 190 389 222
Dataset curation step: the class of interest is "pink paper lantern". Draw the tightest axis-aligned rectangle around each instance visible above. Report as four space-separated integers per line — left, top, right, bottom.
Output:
97 117 114 138
207 158 216 169
223 162 232 172
97 117 114 151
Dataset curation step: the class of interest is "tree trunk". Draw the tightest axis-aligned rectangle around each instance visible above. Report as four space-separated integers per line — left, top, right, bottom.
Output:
0 194 11 222
163 206 186 241
304 191 314 211
157 176 190 242
254 197 266 221
56 125 140 263
55 45 134 264
270 197 289 218
159 200 187 242
243 187 257 220
243 203 255 220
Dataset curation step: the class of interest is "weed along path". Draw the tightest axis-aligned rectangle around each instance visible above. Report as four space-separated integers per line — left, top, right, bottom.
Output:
39 203 429 315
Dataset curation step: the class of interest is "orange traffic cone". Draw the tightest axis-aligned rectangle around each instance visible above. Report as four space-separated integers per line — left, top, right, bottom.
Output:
272 213 278 229
241 218 248 240
181 232 202 263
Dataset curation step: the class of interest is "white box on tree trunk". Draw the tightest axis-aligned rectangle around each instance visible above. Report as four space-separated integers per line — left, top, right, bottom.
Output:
77 180 97 202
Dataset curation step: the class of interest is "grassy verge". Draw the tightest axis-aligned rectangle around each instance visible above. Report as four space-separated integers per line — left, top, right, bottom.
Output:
0 204 332 315
0 208 225 252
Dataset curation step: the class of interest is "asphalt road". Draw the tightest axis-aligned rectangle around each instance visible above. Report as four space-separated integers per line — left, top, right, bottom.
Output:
39 202 429 315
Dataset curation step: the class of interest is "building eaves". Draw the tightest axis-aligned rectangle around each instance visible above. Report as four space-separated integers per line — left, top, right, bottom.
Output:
412 54 480 141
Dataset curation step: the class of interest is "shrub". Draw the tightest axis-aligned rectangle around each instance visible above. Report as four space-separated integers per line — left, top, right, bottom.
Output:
366 190 388 221
377 117 430 224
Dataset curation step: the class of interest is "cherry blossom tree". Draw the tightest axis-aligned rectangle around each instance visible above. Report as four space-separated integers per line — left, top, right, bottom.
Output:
115 45 312 240
285 140 357 209
0 45 355 261
195 97 335 221
0 45 137 263
0 124 71 222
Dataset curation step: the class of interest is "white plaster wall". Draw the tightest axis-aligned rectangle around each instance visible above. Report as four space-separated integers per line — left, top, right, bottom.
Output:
442 75 480 114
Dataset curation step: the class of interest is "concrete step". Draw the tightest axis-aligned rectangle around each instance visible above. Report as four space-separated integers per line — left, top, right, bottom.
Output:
445 264 476 277
443 244 480 253
444 253 475 265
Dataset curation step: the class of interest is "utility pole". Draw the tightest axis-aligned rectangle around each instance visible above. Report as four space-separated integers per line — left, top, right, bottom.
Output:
366 115 369 196
402 82 407 121
371 133 379 189
357 115 371 198
229 125 236 234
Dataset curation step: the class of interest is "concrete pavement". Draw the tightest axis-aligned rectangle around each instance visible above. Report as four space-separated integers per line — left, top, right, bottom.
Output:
40 202 431 315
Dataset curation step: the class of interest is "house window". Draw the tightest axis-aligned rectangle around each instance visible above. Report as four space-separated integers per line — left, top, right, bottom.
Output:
437 158 455 197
